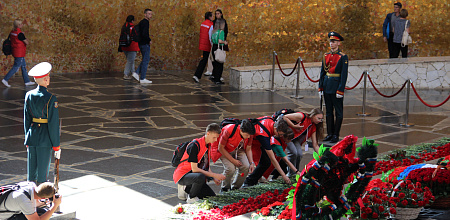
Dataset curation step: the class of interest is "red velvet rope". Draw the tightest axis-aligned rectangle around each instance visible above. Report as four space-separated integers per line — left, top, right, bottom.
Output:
345 73 364 90
275 55 298 77
300 59 319 83
368 75 407 98
410 82 450 108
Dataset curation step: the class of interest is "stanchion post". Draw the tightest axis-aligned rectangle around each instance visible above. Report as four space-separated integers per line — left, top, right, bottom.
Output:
267 51 277 92
357 71 371 116
400 79 414 127
291 57 304 99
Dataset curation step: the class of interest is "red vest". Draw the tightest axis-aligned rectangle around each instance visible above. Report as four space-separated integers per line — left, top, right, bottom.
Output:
121 23 140 52
173 136 208 183
250 116 276 166
292 113 317 140
11 28 26 58
198 20 213 51
210 124 252 162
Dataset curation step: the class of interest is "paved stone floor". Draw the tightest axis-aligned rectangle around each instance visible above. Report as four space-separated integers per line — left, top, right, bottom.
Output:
0 70 449 219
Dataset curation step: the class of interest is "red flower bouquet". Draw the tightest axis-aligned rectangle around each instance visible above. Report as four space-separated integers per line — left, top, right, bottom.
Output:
390 180 434 209
352 179 394 219
407 167 450 200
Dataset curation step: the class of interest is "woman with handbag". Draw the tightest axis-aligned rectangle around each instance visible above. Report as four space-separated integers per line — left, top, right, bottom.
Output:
210 19 228 85
392 9 411 58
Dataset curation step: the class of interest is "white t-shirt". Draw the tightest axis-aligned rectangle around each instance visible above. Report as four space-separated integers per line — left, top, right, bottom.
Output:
0 182 36 218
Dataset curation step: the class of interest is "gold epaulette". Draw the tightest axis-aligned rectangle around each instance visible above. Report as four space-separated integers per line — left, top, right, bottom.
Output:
338 51 346 56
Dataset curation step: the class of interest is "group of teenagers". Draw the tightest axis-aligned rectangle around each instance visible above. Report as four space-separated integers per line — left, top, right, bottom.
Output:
172 108 325 203
174 27 349 203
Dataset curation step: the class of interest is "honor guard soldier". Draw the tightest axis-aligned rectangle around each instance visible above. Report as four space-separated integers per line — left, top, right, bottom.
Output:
24 62 61 184
318 32 348 143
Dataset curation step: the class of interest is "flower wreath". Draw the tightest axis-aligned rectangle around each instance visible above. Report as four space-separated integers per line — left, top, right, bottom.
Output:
289 136 378 219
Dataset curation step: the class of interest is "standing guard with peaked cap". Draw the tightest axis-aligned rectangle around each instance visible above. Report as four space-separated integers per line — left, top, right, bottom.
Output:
24 62 61 184
318 32 348 143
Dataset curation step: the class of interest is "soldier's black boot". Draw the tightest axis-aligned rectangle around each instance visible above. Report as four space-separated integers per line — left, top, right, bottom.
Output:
323 116 335 141
330 118 343 143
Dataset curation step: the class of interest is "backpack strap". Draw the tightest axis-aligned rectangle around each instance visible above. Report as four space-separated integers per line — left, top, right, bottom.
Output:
299 113 307 125
178 140 199 165
229 124 238 139
255 117 273 137
0 186 31 212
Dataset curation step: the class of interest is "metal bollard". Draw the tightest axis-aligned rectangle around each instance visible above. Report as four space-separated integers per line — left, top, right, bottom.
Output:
400 79 414 127
266 51 277 92
357 71 371 116
291 57 304 99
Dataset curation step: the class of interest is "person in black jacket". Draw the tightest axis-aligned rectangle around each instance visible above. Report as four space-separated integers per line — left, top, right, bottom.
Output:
213 9 228 40
382 2 402 58
133 9 153 84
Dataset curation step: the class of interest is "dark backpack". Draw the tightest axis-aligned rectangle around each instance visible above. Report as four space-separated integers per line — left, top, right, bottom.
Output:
2 35 12 56
0 184 31 210
119 23 139 47
119 26 132 47
272 108 296 120
171 140 199 167
220 118 242 139
220 117 273 138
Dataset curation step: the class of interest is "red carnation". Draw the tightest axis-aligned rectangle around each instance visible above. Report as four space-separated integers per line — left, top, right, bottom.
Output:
415 182 421 188
361 213 368 219
261 207 270 216
398 193 405 199
390 207 397 214
379 205 385 212
401 200 408 206
411 193 418 200
372 213 379 219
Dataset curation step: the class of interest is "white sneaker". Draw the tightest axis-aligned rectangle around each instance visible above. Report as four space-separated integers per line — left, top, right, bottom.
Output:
177 184 187 200
186 195 200 204
2 79 10 88
25 82 35 86
140 79 152 84
132 72 140 81
192 76 199 83
123 75 132 80
258 176 268 183
220 77 224 82
204 71 212 76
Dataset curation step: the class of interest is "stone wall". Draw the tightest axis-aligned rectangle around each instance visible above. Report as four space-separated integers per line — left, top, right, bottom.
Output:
230 56 450 90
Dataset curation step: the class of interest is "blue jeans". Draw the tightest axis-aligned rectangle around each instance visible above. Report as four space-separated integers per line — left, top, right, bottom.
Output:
137 44 150 80
123 51 137 76
4 57 31 83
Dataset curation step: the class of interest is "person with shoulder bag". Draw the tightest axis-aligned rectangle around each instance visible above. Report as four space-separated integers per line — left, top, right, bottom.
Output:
119 15 140 80
392 9 411 58
2 19 35 88
209 19 228 85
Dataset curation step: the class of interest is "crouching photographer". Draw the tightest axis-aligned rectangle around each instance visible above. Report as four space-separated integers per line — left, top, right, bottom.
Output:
0 182 62 220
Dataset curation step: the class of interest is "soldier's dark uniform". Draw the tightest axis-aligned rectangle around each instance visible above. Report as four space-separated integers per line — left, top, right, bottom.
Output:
24 62 60 183
318 32 348 143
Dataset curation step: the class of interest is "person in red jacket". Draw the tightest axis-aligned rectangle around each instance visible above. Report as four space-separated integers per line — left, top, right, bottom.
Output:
192 12 214 83
210 119 256 192
120 15 140 80
2 19 35 88
173 123 225 203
